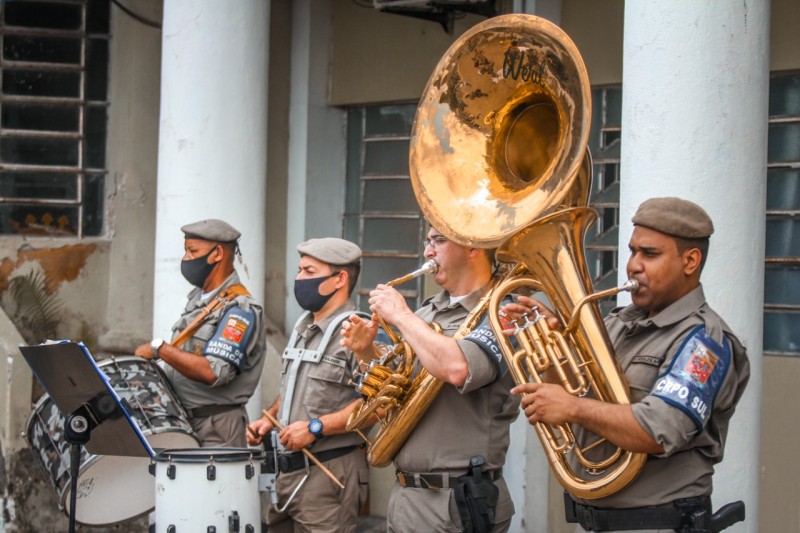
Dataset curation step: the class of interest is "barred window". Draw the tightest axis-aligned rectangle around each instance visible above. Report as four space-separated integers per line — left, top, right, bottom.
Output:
344 104 427 312
586 86 622 314
764 72 800 357
0 0 110 237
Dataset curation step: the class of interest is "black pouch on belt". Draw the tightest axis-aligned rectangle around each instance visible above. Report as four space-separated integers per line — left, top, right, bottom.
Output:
454 455 499 533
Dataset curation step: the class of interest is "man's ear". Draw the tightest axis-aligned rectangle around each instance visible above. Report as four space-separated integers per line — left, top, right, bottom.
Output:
212 244 225 263
683 247 702 276
335 270 349 290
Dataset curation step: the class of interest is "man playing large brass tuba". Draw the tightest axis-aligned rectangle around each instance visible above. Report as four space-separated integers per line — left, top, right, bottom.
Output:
342 225 520 533
510 198 750 532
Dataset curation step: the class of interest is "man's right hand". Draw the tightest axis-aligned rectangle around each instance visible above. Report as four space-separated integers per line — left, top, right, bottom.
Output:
340 313 379 364
246 417 273 445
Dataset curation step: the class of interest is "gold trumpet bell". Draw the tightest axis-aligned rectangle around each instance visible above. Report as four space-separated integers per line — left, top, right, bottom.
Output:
410 14 591 248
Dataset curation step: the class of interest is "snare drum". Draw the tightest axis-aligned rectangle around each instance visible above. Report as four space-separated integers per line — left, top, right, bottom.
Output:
25 356 199 526
153 448 263 532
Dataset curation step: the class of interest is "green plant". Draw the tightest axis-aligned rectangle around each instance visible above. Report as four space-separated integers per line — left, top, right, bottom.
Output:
7 270 63 344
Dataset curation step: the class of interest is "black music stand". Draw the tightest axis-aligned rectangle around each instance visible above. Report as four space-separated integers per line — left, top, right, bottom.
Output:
20 341 154 533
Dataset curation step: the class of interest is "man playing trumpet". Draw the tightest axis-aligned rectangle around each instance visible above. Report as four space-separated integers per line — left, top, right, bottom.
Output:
341 226 520 533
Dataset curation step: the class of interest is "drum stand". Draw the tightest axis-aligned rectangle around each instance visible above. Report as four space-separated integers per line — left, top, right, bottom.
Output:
64 409 94 533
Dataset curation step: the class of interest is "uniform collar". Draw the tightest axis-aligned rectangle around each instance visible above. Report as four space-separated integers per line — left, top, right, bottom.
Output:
295 299 357 335
186 271 241 308
618 284 706 329
430 283 486 312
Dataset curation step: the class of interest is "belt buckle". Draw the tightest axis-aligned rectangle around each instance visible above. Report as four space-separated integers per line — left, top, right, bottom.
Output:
422 474 444 490
396 472 408 487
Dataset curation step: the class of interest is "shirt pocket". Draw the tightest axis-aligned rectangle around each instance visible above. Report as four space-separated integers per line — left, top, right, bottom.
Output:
626 355 663 402
304 357 351 410
185 323 216 355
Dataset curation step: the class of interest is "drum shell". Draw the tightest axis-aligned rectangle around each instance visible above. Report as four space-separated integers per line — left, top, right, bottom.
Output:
24 356 200 526
153 448 264 532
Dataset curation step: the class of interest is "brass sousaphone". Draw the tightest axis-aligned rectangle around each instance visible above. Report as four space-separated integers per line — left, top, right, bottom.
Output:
409 14 645 499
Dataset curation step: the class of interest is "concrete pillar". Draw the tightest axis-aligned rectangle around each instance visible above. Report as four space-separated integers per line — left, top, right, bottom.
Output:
283 0 348 331
619 2 768 530
153 0 270 421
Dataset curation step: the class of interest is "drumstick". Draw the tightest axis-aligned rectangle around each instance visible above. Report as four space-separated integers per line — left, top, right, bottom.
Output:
262 410 345 490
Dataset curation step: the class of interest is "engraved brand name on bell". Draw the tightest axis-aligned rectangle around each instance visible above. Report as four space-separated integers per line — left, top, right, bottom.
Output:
502 49 546 85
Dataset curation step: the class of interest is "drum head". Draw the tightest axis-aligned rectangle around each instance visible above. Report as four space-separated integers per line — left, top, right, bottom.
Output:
65 432 198 525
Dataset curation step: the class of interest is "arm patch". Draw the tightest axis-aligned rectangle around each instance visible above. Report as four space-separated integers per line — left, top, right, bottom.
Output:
651 324 731 431
203 306 256 369
463 296 515 375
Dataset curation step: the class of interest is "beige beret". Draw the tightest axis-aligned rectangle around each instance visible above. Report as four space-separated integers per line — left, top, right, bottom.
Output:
181 219 241 242
632 197 714 239
297 237 362 265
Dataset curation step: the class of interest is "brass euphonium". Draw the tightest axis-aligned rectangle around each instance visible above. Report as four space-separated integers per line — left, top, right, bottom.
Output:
407 14 646 499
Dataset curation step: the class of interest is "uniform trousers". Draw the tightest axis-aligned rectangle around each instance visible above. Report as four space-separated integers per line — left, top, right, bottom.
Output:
266 447 369 533
190 405 248 447
386 477 514 533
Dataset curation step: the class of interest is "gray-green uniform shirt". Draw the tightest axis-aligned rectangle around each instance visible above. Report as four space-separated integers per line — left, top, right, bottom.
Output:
161 272 266 412
571 285 749 508
387 286 520 533
278 300 364 453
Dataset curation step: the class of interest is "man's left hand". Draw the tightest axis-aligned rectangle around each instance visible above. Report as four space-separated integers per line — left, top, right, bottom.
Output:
279 420 315 451
512 382 576 426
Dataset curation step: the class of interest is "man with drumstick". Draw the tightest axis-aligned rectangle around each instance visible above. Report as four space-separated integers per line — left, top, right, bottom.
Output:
341 226 520 533
247 237 370 533
134 218 266 447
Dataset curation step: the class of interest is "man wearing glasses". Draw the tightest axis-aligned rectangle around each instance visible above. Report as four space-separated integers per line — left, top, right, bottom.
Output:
342 227 520 533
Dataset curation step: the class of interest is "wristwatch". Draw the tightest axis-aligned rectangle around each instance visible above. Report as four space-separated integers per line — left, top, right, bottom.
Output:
308 417 324 439
151 338 165 360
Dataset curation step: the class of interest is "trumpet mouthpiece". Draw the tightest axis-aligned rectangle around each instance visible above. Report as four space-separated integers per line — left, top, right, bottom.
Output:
418 259 439 276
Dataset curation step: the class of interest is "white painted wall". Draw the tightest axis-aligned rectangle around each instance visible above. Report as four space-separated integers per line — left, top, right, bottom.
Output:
619 2 768 531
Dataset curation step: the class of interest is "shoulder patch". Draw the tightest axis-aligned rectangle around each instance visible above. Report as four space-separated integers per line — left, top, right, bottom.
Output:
203 305 256 369
651 324 731 431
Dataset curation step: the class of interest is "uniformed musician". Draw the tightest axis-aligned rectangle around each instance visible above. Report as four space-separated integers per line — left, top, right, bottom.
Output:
510 197 750 532
134 218 266 447
247 237 369 533
341 226 520 533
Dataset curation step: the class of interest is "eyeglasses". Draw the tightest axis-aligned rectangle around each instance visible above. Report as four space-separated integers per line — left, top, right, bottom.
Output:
423 235 449 249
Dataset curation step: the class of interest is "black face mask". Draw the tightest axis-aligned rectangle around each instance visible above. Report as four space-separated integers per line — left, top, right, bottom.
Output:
181 248 217 288
294 273 338 312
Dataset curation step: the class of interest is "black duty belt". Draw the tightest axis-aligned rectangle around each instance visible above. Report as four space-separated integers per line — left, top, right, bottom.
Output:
189 404 243 418
565 494 711 532
274 445 360 474
396 469 503 490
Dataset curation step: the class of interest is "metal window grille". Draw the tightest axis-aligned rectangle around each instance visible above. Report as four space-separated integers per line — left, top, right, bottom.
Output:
586 86 623 314
344 104 427 312
764 71 800 357
0 0 110 237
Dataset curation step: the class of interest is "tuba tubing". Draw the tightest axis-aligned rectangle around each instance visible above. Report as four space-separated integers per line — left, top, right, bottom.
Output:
406 13 646 498
487 208 646 499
